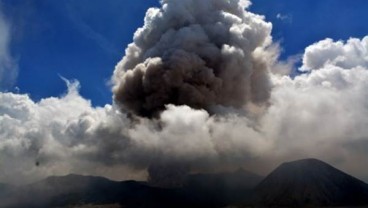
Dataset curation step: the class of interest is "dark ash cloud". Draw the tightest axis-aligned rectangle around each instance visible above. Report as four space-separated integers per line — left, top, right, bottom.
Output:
112 0 273 117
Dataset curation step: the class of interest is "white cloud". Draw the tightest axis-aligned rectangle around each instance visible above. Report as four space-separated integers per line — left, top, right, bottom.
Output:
301 37 368 72
0 79 148 184
265 36 368 180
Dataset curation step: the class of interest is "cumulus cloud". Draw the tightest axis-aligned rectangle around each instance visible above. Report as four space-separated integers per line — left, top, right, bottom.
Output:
301 36 368 71
0 80 110 184
0 78 268 185
263 36 368 180
1 0 368 186
0 5 17 90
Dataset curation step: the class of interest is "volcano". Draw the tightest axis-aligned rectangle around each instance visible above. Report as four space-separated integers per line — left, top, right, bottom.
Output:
254 158 368 206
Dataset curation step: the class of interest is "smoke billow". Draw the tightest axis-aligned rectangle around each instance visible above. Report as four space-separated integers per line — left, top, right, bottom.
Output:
112 0 273 117
110 0 275 185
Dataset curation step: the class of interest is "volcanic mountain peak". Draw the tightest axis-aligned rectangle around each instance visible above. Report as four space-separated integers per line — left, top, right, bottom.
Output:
279 158 336 170
255 158 368 206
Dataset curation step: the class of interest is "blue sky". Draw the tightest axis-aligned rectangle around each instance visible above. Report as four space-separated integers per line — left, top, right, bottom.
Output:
2 0 368 106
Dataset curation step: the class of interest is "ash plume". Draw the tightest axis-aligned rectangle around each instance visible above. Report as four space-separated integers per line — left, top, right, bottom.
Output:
112 0 273 117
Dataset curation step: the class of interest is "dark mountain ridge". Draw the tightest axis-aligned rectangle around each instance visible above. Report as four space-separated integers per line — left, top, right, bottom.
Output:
180 168 264 206
1 159 368 208
254 158 368 206
0 170 262 208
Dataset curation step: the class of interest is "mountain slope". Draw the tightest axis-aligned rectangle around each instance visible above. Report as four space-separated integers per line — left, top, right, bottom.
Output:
1 174 188 208
183 169 263 205
254 158 368 206
3 159 368 208
0 170 261 208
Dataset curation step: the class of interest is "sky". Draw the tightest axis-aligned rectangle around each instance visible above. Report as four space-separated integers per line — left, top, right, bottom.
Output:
1 0 368 185
1 0 368 106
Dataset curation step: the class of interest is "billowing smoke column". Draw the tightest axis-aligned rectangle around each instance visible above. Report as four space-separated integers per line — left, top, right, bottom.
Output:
113 0 273 117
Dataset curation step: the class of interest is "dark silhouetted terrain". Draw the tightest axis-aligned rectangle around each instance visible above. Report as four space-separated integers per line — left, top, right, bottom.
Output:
182 168 263 205
0 175 188 208
254 158 368 207
0 170 261 208
1 159 368 208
